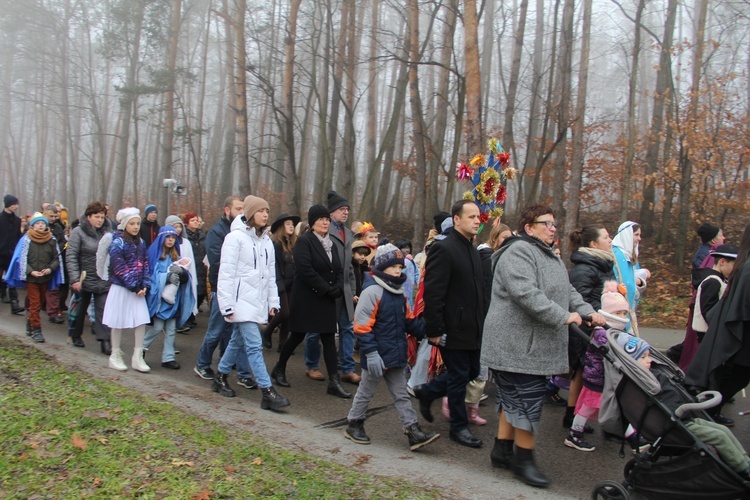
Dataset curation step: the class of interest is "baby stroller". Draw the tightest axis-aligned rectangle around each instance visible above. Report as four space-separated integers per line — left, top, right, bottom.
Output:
569 324 750 500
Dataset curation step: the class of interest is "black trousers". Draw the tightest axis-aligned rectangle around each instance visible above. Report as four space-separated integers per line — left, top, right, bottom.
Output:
278 331 338 376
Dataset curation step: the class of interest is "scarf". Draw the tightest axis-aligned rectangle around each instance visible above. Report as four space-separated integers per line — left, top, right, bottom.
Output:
372 269 407 294
27 226 52 244
578 246 615 262
314 231 333 262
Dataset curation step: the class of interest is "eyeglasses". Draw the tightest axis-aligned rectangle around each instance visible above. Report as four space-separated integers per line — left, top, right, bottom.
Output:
532 220 556 229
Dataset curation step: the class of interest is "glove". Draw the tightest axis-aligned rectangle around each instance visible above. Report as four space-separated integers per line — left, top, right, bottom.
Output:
365 351 385 378
167 271 181 286
326 286 342 299
168 263 182 274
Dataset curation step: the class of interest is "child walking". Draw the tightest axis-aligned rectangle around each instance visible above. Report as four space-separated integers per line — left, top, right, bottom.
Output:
565 281 630 452
344 244 440 451
101 208 152 372
5 212 64 343
691 244 737 343
143 226 195 369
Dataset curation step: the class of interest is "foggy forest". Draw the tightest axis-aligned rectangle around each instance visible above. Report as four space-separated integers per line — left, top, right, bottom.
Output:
1 0 749 262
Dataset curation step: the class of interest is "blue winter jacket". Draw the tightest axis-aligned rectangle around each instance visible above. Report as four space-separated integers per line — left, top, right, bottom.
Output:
353 273 425 370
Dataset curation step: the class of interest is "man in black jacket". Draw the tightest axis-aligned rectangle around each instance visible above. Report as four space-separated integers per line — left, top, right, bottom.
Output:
414 200 485 448
0 194 24 314
193 196 255 389
43 204 67 323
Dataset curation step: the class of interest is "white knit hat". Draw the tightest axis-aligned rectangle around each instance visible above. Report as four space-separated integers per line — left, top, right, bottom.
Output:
116 207 141 230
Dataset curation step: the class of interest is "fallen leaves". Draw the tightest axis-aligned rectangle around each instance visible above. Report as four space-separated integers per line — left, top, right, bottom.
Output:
71 434 87 450
191 489 213 500
353 455 371 466
170 459 194 467
250 457 263 466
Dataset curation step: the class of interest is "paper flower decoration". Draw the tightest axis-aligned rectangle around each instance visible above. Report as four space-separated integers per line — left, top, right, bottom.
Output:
455 138 514 232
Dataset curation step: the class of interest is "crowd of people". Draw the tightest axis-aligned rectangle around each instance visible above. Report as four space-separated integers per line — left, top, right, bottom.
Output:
2 190 749 489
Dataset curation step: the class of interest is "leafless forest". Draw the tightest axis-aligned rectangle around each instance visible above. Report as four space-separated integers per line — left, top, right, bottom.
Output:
1 0 749 259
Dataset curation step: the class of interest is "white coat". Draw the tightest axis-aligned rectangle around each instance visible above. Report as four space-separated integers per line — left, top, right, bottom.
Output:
217 216 280 323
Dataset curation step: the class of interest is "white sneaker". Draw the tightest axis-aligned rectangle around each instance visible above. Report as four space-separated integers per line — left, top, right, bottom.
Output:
131 349 151 373
108 349 128 371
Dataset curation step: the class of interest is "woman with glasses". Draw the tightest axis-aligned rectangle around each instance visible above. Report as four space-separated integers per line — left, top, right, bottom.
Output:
481 203 605 488
611 221 650 333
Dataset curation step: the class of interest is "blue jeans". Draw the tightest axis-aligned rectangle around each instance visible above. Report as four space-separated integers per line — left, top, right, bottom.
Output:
218 321 271 389
417 348 481 433
196 293 252 378
304 307 355 373
144 317 176 363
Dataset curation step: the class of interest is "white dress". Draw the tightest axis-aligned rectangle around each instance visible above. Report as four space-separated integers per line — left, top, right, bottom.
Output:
102 284 150 329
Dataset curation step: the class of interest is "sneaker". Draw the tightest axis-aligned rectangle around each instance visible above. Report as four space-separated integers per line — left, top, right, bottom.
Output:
176 326 191 334
544 392 567 406
194 366 215 380
564 430 595 452
479 393 489 403
161 360 181 370
238 376 258 390
49 315 65 324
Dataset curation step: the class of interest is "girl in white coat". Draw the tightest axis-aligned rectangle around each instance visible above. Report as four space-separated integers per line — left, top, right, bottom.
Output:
211 195 290 411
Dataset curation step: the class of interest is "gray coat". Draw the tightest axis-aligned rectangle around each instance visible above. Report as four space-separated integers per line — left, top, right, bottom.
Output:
328 221 357 321
66 217 112 294
481 235 595 376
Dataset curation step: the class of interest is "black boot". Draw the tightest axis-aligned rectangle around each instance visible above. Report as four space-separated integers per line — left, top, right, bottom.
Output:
260 386 290 411
491 438 515 469
327 373 351 398
513 446 550 488
26 319 32 337
10 300 24 315
261 328 272 349
71 336 85 348
211 373 236 397
345 420 371 445
100 339 111 355
412 385 435 423
271 364 290 387
405 422 440 451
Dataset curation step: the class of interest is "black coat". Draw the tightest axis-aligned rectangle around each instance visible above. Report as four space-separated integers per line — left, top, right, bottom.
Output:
272 239 295 294
569 250 615 311
686 260 750 389
186 228 207 296
422 228 484 350
289 231 344 334
0 210 22 264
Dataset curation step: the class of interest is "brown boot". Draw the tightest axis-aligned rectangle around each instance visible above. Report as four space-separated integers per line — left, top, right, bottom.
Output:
341 372 361 384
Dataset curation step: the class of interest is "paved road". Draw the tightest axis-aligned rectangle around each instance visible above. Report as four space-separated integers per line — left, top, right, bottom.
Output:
2 306 749 499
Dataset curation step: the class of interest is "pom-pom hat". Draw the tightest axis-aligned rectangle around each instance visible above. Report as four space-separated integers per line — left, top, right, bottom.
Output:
144 204 158 216
29 212 48 227
372 243 405 272
598 280 630 330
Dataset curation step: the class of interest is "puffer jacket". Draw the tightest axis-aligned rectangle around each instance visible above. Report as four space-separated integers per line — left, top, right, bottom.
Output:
354 273 425 370
217 216 280 323
569 249 615 311
582 327 608 392
66 217 112 294
108 233 150 292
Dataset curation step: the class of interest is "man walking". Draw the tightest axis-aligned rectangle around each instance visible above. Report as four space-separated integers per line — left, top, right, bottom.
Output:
414 200 485 448
0 194 24 314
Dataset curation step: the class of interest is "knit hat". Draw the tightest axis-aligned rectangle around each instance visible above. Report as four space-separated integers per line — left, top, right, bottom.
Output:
352 240 371 256
371 243 405 272
307 204 330 227
4 194 18 208
697 223 720 244
164 215 184 235
598 281 630 330
29 212 48 227
271 213 301 234
327 191 349 212
116 207 141 230
433 211 451 232
615 333 651 362
145 204 158 216
242 195 269 221
711 244 738 260
182 212 199 225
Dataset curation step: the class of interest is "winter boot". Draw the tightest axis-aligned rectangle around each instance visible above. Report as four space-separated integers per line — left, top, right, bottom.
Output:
10 300 24 315
271 364 290 387
442 397 450 421
71 336 85 348
513 446 550 488
211 373 236 398
25 319 32 337
30 327 45 343
261 328 272 349
327 373 352 398
405 423 440 451
467 403 487 425
108 349 128 371
260 386 290 410
344 420 371 445
131 348 151 373
490 438 515 469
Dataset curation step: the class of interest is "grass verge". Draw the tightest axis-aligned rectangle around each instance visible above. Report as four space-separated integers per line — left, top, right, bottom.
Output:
0 336 440 499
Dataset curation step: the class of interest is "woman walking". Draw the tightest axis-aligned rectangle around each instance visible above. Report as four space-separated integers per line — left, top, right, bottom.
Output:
271 204 351 399
611 221 650 332
102 208 151 372
262 213 299 351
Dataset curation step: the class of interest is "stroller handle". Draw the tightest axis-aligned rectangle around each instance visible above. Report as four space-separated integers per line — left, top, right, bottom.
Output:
675 391 722 418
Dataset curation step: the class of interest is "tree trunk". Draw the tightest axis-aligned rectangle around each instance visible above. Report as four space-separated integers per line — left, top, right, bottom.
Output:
408 0 428 242
463 0 483 154
159 0 182 215
234 0 251 196
282 0 302 214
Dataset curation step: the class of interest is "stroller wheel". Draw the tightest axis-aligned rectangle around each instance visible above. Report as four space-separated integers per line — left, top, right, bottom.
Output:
592 480 629 500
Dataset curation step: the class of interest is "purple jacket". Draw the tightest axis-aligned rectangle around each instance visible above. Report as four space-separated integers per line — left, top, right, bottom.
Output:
582 327 608 392
109 233 150 292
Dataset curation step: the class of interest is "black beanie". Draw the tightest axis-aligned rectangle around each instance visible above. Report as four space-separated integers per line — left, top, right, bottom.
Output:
697 223 720 244
4 194 18 208
308 204 330 227
433 211 450 232
327 191 350 212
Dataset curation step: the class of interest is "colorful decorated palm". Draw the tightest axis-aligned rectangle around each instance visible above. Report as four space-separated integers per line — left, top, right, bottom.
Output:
456 138 516 231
